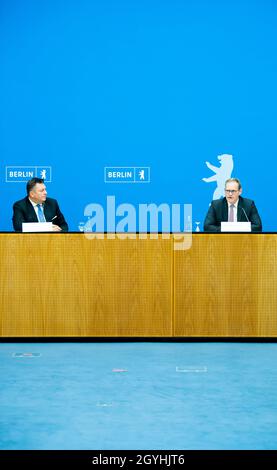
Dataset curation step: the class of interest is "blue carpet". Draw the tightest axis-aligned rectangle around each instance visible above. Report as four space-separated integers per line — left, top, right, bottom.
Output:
0 342 277 450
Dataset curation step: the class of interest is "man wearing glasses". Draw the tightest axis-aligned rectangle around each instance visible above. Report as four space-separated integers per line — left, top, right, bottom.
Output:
204 178 262 232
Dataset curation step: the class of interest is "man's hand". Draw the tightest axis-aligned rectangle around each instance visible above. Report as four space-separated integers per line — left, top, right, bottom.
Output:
52 224 62 232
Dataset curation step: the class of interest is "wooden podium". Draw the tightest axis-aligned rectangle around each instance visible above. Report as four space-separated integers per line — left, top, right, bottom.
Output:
0 233 276 337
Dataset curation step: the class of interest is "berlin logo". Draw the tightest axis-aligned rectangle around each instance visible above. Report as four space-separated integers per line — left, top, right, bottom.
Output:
5 166 52 182
202 154 234 199
104 167 150 183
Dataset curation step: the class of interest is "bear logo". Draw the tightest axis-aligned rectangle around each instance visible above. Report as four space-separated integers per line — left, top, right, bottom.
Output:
202 154 234 200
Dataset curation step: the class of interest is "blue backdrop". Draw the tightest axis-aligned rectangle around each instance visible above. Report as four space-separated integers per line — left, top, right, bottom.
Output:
1 0 276 231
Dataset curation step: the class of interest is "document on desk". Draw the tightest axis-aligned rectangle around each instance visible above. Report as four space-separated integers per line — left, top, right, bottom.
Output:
22 222 53 232
221 222 251 232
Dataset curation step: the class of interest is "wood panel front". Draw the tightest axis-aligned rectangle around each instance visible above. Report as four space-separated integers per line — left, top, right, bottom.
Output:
0 234 172 337
174 234 277 336
1 233 276 337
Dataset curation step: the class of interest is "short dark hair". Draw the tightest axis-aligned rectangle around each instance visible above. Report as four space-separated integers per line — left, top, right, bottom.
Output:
26 177 45 195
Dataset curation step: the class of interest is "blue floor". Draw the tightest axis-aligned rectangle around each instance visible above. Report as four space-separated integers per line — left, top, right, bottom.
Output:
0 342 277 450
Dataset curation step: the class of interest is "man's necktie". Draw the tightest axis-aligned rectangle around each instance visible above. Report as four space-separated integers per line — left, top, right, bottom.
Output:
37 204 46 222
229 204 235 222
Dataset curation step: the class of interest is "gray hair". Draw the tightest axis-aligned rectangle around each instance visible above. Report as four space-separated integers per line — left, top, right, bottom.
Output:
225 178 242 190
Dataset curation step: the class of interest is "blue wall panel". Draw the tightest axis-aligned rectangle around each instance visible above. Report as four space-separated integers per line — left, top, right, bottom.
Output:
1 0 276 231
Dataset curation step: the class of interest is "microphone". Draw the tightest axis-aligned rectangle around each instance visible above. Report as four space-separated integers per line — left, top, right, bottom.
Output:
241 207 250 222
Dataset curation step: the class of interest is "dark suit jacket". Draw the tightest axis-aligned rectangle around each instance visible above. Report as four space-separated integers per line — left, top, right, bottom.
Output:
12 197 68 232
204 196 262 232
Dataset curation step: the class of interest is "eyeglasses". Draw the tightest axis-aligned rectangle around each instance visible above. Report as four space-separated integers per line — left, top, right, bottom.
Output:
225 189 239 194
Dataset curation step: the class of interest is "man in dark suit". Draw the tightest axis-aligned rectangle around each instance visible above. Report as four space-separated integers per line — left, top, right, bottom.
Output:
12 177 68 232
204 178 262 232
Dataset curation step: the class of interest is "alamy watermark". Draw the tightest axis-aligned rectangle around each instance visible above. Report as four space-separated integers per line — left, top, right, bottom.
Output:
80 196 192 251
